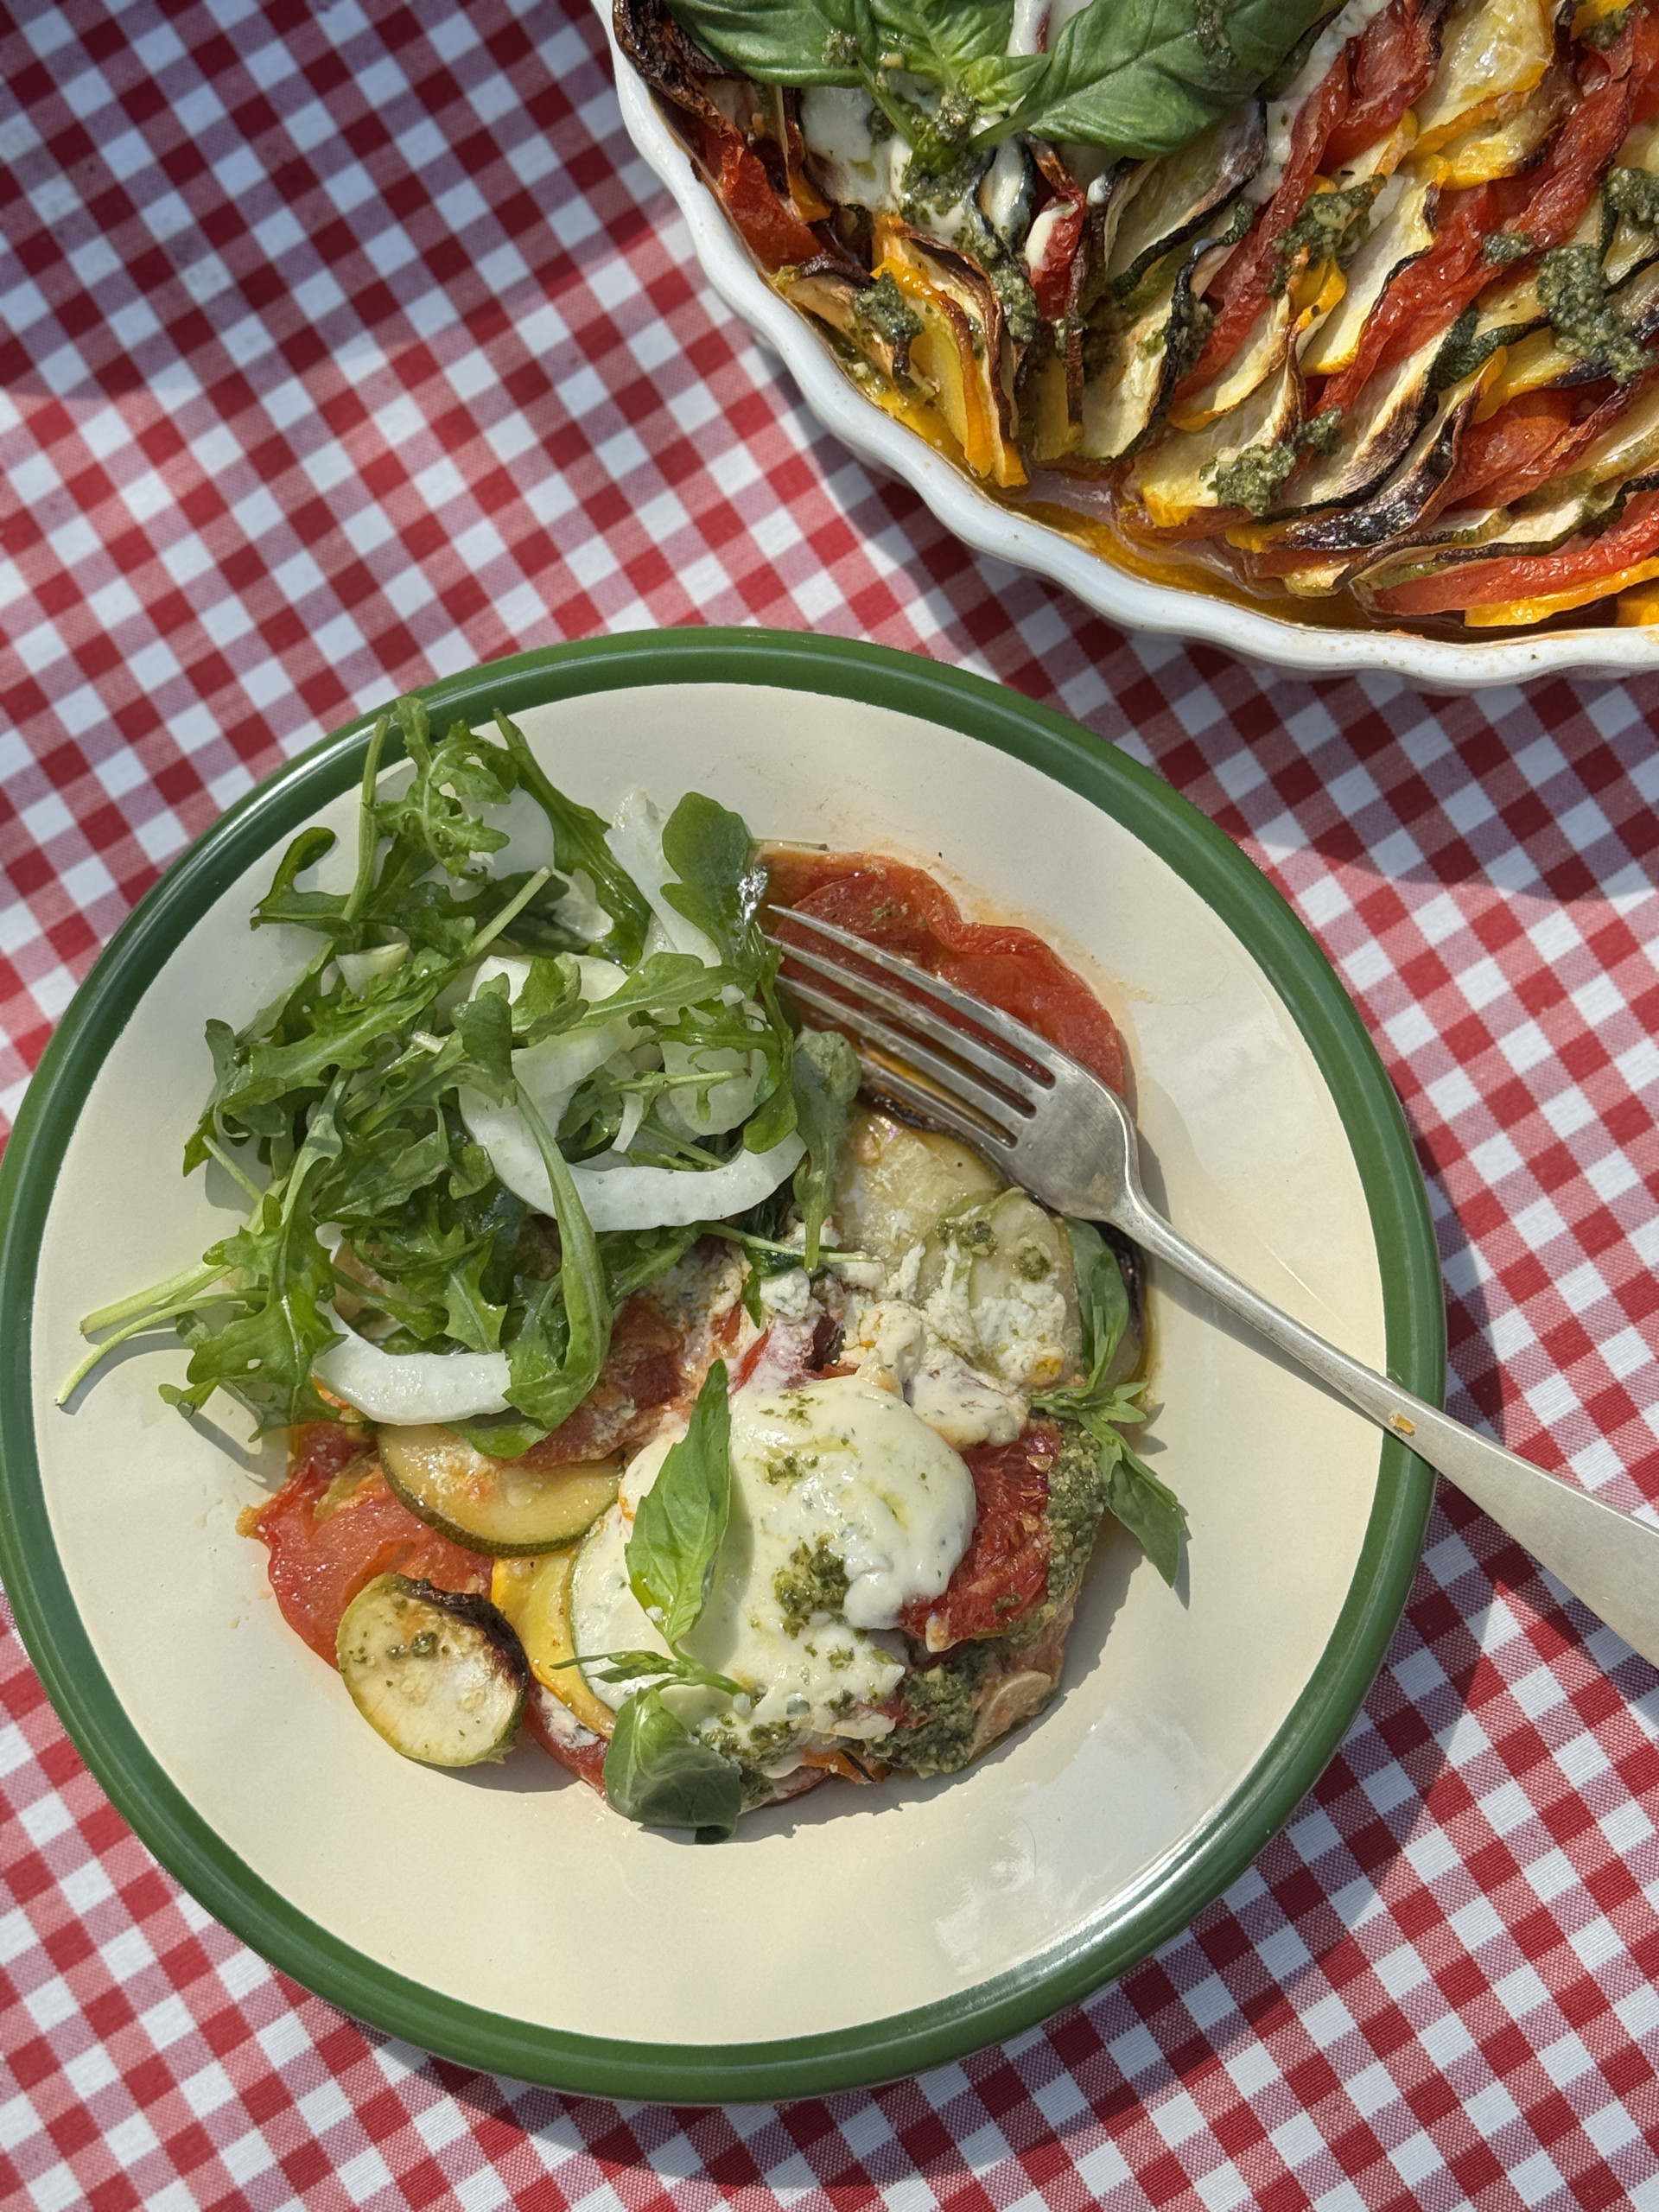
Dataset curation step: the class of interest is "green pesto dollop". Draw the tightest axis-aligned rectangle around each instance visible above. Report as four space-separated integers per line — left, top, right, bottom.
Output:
1606 165 1659 232
772 1535 850 1635
1207 436 1299 516
1538 243 1653 385
1273 181 1381 292
858 270 921 349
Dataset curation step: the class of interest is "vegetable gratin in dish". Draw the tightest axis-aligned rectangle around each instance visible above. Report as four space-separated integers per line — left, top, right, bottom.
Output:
70 698 1178 1841
616 0 1659 637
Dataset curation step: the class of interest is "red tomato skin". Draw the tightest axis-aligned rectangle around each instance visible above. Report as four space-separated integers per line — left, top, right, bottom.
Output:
899 1422 1060 1649
252 1425 492 1664
1375 487 1659 616
765 851 1126 1093
1175 58 1351 402
519 1292 689 1469
691 124 824 271
524 1690 610 1793
1323 0 1440 170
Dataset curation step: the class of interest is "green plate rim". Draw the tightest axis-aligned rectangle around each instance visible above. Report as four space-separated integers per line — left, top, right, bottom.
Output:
0 629 1442 2102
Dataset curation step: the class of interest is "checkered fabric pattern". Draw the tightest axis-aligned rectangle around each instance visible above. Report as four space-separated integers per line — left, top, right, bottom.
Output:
3 0 1659 2203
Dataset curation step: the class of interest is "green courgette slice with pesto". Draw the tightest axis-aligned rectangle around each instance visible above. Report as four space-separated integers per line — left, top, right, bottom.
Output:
336 1573 529 1766
378 1425 622 1555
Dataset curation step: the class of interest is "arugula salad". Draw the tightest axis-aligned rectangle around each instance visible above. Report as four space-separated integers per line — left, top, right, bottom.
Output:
71 700 1177 1839
620 0 1659 632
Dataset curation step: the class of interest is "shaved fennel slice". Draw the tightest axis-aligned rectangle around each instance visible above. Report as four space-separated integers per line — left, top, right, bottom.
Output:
467 1085 805 1230
604 787 720 967
314 1329 511 1423
463 953 635 1142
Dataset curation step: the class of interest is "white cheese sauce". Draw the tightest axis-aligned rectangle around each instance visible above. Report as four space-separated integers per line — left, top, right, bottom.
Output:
1250 0 1398 204
569 1377 977 1755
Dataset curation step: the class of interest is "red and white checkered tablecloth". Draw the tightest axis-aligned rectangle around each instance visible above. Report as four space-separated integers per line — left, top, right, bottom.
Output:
3 0 1659 2202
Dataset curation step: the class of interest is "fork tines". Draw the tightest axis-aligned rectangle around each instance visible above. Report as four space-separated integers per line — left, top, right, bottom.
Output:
766 908 1060 1149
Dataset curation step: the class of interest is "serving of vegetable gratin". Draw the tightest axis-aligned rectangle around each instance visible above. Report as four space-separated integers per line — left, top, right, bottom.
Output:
69 701 1179 1840
617 0 1659 634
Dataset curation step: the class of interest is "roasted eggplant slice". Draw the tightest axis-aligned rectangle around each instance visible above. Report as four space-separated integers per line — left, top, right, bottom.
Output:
1300 172 1440 378
1126 359 1301 528
337 1574 528 1767
1275 326 1448 514
1103 103 1266 300
1077 257 1196 464
1231 372 1488 584
776 258 918 385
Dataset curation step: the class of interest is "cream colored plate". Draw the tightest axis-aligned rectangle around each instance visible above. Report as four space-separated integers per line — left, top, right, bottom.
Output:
1 634 1439 2097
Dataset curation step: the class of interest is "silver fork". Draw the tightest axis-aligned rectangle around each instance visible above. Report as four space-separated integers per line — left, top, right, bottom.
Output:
771 907 1659 1674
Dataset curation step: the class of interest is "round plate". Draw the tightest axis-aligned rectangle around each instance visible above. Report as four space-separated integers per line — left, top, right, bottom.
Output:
0 631 1441 2100
598 3 1659 691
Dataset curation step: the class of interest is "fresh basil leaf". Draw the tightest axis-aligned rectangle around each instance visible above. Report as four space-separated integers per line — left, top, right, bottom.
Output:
493 710 652 965
873 0 1010 70
602 1686 742 1840
626 1358 732 1647
1096 1427 1185 1586
790 1028 860 1267
664 0 866 84
962 51 1046 105
988 0 1325 154
1065 1217 1129 1390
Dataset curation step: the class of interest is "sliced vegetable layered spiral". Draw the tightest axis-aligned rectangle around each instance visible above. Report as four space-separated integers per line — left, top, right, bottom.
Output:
621 0 1659 632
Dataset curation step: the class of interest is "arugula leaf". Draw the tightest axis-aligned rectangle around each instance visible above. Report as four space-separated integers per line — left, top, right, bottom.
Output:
602 1686 743 1840
659 792 768 980
984 0 1327 155
376 698 516 878
502 1088 614 1438
790 1027 860 1267
626 1359 732 1647
493 710 651 965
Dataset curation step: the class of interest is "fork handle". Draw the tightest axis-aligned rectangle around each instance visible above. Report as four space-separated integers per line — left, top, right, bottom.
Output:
1120 1198 1659 1672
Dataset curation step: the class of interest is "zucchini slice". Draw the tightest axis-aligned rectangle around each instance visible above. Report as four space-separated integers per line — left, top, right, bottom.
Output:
492 1551 618 1738
379 1425 621 1555
337 1574 528 1766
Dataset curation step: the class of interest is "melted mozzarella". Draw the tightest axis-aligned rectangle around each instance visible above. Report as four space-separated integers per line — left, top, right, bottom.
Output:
1251 0 1397 204
569 1378 976 1756
799 87 908 213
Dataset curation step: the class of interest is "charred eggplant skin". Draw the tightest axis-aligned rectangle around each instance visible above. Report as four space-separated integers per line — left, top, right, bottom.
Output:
336 1574 529 1767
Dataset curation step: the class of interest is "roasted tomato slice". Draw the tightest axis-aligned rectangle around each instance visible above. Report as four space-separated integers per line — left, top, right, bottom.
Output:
251 1424 492 1663
899 1421 1060 1650
1375 487 1659 617
765 850 1125 1092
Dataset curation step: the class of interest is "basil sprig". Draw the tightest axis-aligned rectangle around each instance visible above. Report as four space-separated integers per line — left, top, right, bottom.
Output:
583 1361 748 1837
1033 1220 1187 1586
664 0 1326 162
